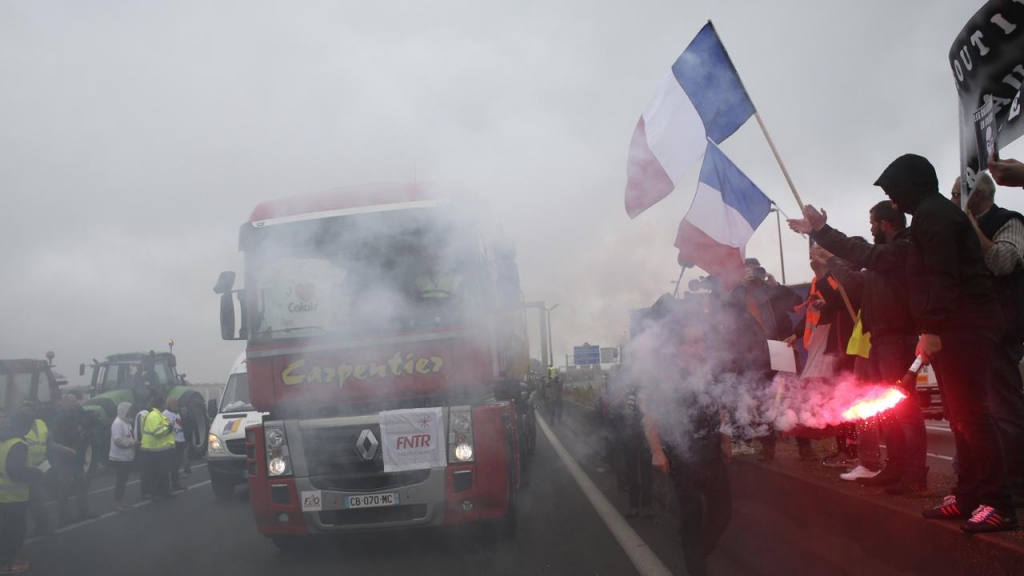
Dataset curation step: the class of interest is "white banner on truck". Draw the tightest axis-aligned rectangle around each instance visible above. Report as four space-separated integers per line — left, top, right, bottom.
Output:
379 407 446 473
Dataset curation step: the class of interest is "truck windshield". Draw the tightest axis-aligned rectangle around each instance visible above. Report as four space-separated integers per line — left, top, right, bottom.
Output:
220 373 253 412
243 206 483 342
99 360 173 392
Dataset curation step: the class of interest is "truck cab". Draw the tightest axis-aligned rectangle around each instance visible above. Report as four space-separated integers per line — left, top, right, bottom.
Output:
216 184 527 548
0 359 62 424
207 353 264 499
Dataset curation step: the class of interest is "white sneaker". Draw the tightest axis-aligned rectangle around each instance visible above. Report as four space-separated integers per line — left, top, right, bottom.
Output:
840 465 881 481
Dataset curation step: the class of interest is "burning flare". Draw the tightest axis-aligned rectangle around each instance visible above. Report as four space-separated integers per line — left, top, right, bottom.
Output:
841 387 907 421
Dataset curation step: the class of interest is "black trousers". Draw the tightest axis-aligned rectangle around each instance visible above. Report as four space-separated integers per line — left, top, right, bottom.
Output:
54 453 90 519
549 400 563 424
669 455 731 576
621 435 652 509
111 461 133 503
932 328 1013 511
169 444 184 489
141 450 171 499
987 341 1024 502
0 501 29 565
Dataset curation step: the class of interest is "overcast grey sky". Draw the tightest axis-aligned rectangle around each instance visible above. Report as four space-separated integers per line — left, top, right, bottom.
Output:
3 1 1022 384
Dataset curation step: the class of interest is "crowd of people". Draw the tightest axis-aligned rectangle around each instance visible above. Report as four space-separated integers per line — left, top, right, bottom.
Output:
586 155 1024 573
0 391 191 573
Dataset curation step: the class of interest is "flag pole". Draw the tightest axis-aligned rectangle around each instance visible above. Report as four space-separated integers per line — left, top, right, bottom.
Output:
753 112 804 211
709 20 805 212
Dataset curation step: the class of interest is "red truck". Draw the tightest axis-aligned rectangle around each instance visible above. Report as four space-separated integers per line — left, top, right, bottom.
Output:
214 184 529 550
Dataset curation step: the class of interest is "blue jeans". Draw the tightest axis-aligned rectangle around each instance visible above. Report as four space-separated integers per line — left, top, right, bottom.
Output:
869 335 926 475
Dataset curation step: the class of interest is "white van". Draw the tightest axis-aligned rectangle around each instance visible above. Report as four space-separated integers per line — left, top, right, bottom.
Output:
207 353 264 499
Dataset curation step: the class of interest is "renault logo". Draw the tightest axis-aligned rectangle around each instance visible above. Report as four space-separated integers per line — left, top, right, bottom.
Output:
355 429 379 461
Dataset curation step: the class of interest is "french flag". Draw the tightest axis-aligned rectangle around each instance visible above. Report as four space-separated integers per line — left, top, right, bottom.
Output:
625 22 755 219
675 140 771 289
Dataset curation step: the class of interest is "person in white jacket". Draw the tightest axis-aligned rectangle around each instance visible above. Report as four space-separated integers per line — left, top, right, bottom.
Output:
109 403 140 511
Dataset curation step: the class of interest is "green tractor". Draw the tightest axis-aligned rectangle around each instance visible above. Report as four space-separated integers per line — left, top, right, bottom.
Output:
79 351 210 472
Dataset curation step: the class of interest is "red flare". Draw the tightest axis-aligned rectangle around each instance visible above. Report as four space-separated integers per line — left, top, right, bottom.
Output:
841 387 907 421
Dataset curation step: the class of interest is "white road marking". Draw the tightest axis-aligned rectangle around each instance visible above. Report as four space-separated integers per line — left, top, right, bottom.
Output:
25 480 212 546
537 415 672 576
925 425 952 434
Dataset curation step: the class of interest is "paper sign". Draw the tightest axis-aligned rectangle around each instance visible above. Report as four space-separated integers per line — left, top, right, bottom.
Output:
36 460 51 474
767 340 797 373
379 407 446 473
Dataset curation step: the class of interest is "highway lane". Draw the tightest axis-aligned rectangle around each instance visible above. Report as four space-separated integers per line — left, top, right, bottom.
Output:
22 422 660 576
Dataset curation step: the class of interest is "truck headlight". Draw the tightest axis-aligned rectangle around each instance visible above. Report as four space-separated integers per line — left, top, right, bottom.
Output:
268 457 290 476
451 413 471 435
454 443 474 462
266 428 286 448
208 434 224 453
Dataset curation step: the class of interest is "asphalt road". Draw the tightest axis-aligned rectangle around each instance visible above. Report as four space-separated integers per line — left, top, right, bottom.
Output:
877 420 955 473
20 417 700 576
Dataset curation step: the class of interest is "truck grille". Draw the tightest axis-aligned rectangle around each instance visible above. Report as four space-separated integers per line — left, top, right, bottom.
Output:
318 504 428 526
300 424 430 492
225 439 247 456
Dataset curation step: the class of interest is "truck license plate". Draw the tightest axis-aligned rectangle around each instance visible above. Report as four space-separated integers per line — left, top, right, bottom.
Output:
346 492 400 509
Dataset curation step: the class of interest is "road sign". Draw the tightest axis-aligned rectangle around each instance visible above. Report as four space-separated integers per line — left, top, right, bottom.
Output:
600 347 619 364
573 344 600 365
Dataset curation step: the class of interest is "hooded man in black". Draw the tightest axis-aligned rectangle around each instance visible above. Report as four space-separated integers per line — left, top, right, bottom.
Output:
876 154 1016 532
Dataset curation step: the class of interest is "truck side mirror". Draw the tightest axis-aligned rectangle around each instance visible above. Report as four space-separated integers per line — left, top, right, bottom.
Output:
79 363 85 376
220 293 237 340
213 271 236 295
207 399 218 420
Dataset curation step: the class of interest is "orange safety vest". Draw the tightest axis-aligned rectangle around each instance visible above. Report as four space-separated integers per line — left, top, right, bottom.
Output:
803 276 839 348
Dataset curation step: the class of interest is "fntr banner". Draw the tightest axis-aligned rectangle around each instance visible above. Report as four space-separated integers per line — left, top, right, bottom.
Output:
950 0 1024 206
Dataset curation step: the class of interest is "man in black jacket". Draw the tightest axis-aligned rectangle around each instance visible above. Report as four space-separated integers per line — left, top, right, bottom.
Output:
875 154 1013 531
806 202 926 494
791 155 1015 532
963 173 1024 506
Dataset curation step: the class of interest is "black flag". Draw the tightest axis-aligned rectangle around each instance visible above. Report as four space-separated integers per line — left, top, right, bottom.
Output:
950 0 1024 206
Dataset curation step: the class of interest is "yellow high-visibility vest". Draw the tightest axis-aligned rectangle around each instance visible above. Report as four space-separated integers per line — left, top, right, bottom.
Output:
25 419 48 467
141 409 175 452
0 438 30 503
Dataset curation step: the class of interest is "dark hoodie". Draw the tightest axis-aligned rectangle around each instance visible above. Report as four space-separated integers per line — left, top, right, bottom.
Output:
874 154 998 335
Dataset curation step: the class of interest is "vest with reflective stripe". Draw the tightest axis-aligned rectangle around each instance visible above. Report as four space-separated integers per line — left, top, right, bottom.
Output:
141 409 175 452
25 419 48 467
0 438 30 503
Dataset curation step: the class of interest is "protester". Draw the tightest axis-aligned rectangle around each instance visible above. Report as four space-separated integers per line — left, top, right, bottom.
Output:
51 394 98 524
620 385 653 518
989 157 1024 188
870 154 1014 532
963 173 1024 506
0 409 46 574
642 297 735 576
804 247 863 470
140 396 175 502
163 398 185 492
825 202 925 492
548 375 564 425
109 402 139 511
24 412 53 537
594 374 627 491
134 404 152 499
730 259 814 461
